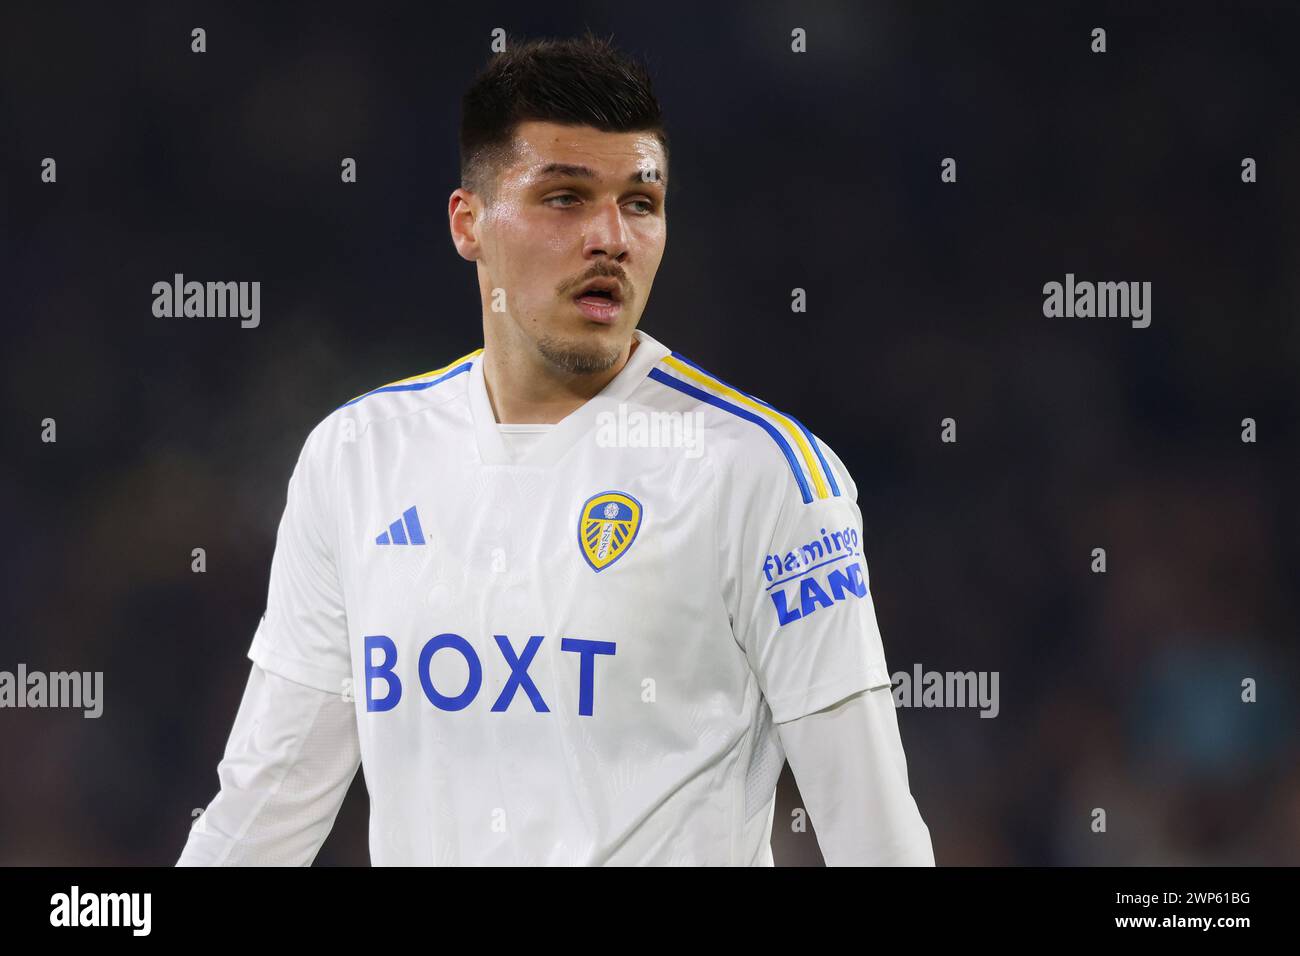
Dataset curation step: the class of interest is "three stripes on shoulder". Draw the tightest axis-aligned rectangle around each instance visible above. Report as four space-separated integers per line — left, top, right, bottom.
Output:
649 353 841 505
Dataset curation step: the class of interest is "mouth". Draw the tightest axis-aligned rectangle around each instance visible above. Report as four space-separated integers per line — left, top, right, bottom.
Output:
572 279 625 324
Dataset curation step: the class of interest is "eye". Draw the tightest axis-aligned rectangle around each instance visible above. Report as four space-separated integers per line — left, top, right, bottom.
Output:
544 193 580 207
627 199 656 215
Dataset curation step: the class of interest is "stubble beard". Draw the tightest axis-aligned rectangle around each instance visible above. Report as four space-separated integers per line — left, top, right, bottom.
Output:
535 331 625 375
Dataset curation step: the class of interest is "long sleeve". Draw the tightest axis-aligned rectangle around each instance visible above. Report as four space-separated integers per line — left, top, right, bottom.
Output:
177 661 362 866
776 684 935 866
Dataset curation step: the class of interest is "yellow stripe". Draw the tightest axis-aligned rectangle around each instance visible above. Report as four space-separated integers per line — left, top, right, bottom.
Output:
344 348 483 405
661 356 830 499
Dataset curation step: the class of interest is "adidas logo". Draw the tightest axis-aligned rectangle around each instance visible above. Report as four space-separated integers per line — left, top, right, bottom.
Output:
375 506 426 546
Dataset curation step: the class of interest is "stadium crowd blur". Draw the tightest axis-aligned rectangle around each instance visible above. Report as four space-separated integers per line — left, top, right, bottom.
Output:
3 3 1296 864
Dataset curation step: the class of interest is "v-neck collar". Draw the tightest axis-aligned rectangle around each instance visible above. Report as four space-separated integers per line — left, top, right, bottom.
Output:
468 328 671 467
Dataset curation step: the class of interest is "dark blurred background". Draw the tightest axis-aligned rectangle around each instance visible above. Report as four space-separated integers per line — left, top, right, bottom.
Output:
2 1 1297 865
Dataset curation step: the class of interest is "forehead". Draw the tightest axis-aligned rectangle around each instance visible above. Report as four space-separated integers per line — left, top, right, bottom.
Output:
506 120 667 185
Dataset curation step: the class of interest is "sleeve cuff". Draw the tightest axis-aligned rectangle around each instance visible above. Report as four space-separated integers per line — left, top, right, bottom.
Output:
247 636 351 696
766 663 893 724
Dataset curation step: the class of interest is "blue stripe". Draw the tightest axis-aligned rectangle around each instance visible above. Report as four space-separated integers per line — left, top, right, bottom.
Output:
388 519 407 545
795 419 840 496
648 367 813 504
337 360 474 410
668 351 840 497
403 506 425 545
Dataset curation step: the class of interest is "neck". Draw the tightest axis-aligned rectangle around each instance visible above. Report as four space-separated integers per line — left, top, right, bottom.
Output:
481 328 638 425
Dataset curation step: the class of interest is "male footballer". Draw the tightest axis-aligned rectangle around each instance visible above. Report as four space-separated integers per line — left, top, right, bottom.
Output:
178 34 934 866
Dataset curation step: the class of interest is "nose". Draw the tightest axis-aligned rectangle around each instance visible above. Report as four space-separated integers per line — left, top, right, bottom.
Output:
582 198 629 262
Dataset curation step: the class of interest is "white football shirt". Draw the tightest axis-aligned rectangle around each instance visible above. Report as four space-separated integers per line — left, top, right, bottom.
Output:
247 327 894 865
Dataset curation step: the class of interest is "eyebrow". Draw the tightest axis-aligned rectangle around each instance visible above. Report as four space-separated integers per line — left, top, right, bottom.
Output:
530 162 667 188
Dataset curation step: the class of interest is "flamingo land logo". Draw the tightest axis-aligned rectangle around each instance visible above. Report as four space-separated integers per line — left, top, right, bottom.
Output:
578 491 643 572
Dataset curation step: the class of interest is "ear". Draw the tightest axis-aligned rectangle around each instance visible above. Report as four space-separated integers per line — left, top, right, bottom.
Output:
449 188 482 262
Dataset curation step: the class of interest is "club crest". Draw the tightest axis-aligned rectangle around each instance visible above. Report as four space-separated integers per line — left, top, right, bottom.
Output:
578 491 643 572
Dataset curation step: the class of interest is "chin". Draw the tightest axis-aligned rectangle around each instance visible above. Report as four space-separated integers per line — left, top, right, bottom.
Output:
536 328 628 375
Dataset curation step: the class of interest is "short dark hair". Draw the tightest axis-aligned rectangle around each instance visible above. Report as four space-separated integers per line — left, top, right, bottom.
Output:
459 32 669 203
